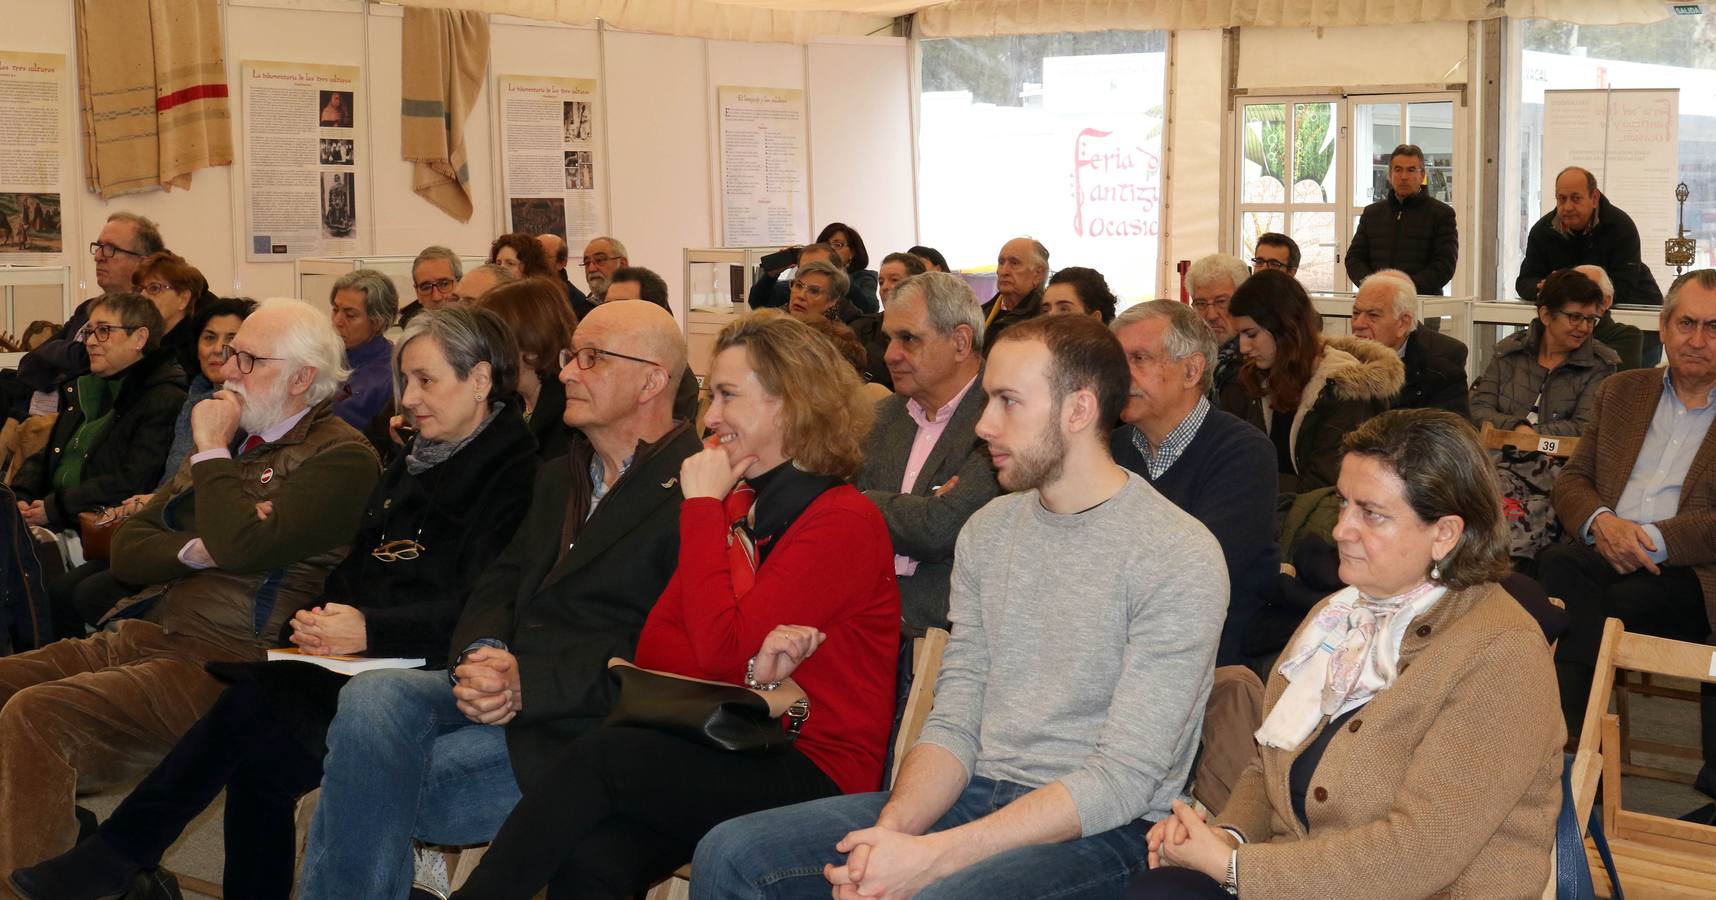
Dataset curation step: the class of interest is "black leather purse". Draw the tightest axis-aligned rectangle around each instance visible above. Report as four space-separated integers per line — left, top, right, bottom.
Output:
604 658 809 753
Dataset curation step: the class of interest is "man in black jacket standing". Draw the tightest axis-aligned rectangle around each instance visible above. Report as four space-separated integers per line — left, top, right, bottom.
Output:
1350 269 1470 417
1345 144 1458 294
1517 166 1663 307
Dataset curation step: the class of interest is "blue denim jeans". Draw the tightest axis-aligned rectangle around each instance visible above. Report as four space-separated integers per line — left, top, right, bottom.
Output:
691 776 1149 900
297 668 522 900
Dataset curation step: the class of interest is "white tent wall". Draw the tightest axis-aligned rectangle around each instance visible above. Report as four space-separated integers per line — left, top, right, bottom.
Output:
1234 22 1470 89
3 1 916 319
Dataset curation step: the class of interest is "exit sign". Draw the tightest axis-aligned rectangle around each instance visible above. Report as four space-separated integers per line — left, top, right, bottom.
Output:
1671 3 1703 13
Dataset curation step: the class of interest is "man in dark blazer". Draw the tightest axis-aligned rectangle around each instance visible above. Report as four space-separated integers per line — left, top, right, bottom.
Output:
296 301 701 897
1349 269 1470 417
1543 269 1716 812
854 273 999 632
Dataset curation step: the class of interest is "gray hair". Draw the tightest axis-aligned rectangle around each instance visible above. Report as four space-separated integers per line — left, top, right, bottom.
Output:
412 245 464 281
1187 254 1249 298
106 212 166 256
1023 238 1050 269
1664 268 1716 324
589 235 628 259
257 298 351 406
1361 269 1418 322
470 263 519 289
1113 299 1218 394
896 271 986 352
795 260 850 304
331 268 400 333
394 305 520 402
1574 264 1614 301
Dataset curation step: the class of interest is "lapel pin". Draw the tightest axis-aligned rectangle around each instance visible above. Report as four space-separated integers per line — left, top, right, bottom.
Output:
661 477 678 488
260 468 274 485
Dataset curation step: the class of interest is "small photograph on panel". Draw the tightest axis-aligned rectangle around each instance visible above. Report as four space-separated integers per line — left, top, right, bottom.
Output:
510 198 565 240
564 151 594 191
319 138 354 166
0 193 61 253
563 101 592 143
321 172 355 239
319 90 354 128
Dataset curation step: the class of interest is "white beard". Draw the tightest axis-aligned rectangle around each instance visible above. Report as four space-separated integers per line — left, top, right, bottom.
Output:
228 383 293 435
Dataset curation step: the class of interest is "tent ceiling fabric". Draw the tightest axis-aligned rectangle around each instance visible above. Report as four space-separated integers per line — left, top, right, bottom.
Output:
386 0 1670 42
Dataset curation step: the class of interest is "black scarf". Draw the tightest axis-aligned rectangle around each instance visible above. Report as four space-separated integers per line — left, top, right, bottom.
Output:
743 461 842 565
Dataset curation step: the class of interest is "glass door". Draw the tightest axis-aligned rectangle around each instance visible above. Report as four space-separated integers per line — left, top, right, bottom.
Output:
1235 99 1343 292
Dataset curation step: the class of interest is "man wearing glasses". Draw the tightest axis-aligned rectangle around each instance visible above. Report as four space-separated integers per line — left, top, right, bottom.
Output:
1345 144 1459 295
296 300 701 899
0 299 378 885
4 213 167 419
397 246 464 329
1544 269 1716 823
579 235 630 311
1250 232 1301 278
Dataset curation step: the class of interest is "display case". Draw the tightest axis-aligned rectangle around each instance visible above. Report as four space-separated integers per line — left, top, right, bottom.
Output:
295 254 487 313
0 265 74 370
683 247 780 380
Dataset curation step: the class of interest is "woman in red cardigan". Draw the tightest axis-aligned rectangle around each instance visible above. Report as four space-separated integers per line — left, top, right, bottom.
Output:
450 309 900 900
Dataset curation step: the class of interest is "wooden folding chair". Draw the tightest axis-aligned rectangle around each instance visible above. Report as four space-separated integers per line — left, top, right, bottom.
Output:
1575 618 1716 898
638 627 951 900
1478 421 1581 459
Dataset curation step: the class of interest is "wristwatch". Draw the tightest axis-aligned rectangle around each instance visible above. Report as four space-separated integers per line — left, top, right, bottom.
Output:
1223 849 1239 896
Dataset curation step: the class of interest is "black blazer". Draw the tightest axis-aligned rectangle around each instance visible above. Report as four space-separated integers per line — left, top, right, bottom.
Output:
447 422 700 784
1395 326 1470 419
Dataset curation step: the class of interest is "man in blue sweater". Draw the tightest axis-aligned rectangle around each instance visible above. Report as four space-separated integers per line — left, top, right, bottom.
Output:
1110 300 1281 666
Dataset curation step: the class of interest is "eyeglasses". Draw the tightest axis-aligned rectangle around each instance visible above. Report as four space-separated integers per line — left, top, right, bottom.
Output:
89 241 144 260
415 277 456 295
218 345 289 374
138 281 174 296
1250 257 1289 271
1553 310 1602 327
559 346 660 370
580 253 616 268
370 538 424 563
1191 297 1231 311
790 279 830 300
1668 315 1716 341
75 323 141 343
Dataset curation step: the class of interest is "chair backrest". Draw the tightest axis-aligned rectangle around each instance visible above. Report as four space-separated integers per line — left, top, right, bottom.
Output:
1479 421 1580 459
890 626 949 787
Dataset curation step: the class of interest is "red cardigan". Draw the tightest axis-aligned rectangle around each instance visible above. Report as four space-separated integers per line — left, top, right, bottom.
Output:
634 485 900 794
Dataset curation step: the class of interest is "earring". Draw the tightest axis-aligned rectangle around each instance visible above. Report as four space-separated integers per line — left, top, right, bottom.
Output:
475 393 485 402
1430 558 1442 581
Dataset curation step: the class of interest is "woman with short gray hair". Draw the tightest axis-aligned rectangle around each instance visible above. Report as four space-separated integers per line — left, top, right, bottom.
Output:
329 268 401 430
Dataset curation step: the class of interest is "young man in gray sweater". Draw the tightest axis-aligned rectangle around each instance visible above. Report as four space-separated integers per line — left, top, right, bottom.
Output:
693 314 1229 899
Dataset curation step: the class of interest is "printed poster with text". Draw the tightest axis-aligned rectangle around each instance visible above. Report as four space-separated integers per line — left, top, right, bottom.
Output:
498 75 603 246
242 60 362 261
0 50 65 257
718 86 809 247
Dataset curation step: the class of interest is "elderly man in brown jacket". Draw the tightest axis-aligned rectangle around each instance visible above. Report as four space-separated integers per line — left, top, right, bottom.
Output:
1544 268 1716 807
0 299 379 890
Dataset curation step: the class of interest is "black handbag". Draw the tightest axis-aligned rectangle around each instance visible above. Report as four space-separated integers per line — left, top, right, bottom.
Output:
604 658 809 753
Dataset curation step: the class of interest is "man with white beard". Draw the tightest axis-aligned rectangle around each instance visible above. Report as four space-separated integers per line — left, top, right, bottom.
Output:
0 298 379 882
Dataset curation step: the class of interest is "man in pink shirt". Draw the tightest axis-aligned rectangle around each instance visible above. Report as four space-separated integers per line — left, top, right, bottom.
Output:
854 272 1000 631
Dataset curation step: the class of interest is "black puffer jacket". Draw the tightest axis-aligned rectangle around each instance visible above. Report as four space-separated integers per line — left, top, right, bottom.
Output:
13 348 187 528
1345 189 1459 294
1516 194 1664 306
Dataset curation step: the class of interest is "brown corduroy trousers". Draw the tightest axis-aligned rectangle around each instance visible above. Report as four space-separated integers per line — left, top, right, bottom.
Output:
0 619 242 896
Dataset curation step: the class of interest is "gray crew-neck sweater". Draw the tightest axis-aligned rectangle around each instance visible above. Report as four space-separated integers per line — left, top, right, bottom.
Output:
916 471 1228 836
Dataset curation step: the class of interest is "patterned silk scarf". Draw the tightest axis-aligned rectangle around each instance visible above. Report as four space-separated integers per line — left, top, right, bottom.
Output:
1256 581 1446 750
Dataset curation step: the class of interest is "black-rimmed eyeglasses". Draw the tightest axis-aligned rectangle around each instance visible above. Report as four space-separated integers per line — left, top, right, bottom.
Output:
558 346 660 370
218 345 289 374
89 241 144 260
75 323 140 343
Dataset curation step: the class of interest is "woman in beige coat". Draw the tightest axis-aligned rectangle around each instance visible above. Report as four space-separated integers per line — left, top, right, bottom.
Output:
1130 409 1564 899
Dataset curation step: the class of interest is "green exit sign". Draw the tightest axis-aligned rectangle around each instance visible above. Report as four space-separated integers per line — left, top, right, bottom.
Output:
1671 3 1702 13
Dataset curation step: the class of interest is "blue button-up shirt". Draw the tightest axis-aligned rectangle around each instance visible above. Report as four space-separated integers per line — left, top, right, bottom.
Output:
1584 369 1716 563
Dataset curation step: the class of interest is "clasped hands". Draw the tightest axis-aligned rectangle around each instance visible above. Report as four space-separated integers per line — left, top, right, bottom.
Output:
1145 800 1238 881
453 646 523 726
289 602 369 656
